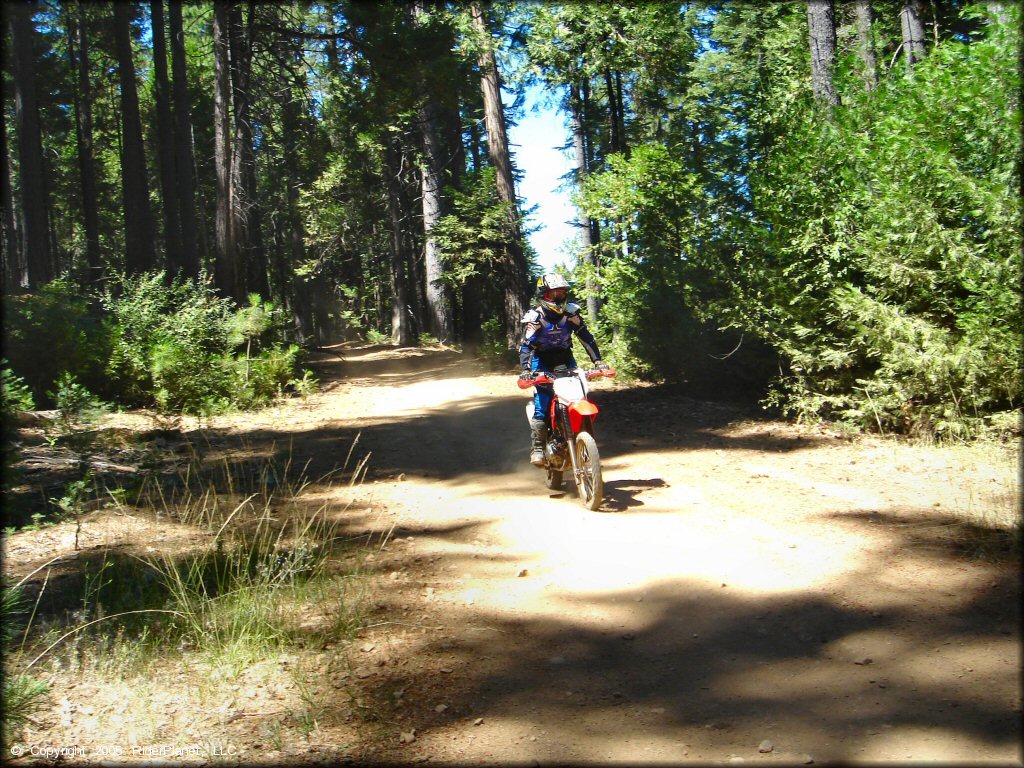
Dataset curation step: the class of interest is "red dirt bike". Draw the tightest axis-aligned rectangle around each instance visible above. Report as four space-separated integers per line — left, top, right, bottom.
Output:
517 365 616 510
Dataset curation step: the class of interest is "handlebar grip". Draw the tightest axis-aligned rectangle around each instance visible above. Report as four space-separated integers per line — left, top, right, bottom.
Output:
517 375 553 388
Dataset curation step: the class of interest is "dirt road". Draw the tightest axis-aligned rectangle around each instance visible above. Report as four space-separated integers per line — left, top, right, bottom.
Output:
285 343 1019 764
5 342 1019 764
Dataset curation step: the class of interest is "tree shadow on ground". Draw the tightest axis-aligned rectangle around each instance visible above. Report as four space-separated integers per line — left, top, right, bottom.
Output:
166 384 825 496
337 509 1021 763
4 359 823 530
827 508 1021 564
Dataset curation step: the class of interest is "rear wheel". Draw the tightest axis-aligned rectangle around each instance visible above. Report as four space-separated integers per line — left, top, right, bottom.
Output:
573 431 603 510
544 467 563 490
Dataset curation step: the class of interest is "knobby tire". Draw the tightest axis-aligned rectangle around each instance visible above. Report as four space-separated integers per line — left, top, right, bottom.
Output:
574 431 603 510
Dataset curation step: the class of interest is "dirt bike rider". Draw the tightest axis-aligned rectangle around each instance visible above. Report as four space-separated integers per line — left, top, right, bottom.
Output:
519 273 608 467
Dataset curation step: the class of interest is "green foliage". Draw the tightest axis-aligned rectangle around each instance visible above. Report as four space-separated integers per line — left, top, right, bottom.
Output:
433 168 518 286
2 281 111 406
735 8 1022 437
50 373 109 432
571 3 1020 434
1 364 35 423
0 274 313 417
475 317 513 366
288 369 320 399
1 584 50 747
102 272 233 407
365 329 391 345
577 145 777 394
98 273 306 414
239 345 304 408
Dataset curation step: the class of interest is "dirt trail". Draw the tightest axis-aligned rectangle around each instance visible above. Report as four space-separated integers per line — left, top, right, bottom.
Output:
294 343 1020 764
4 342 1019 765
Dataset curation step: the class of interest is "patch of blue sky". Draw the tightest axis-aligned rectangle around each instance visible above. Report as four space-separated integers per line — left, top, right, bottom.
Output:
507 82 579 274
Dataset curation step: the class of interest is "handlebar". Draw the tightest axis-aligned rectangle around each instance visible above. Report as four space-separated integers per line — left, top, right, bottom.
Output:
516 367 616 389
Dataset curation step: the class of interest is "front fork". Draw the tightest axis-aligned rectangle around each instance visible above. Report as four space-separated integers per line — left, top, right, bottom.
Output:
557 402 589 485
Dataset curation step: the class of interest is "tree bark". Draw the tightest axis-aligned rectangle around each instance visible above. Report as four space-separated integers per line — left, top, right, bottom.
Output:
229 1 268 300
418 94 452 344
169 0 200 278
150 0 183 275
410 3 453 344
900 0 927 71
386 138 414 346
213 0 237 299
853 0 878 90
471 2 528 347
807 0 840 107
10 1 52 287
275 27 309 331
1 98 24 291
69 2 102 283
113 0 155 275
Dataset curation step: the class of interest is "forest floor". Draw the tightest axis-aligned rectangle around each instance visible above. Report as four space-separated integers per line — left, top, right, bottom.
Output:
3 342 1021 765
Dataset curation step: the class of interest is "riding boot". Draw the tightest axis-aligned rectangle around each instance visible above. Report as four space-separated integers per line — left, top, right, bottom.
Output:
529 419 548 467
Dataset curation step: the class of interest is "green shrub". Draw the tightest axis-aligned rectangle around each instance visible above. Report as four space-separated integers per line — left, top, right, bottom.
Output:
2 584 50 747
365 328 390 345
150 339 234 415
2 280 110 406
50 373 109 432
237 344 302 407
1 364 35 419
102 272 234 407
4 273 316 417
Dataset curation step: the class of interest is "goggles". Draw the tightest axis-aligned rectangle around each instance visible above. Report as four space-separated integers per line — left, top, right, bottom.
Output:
543 289 568 302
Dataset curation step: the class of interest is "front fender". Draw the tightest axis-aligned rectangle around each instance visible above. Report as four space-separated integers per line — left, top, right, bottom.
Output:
568 399 599 433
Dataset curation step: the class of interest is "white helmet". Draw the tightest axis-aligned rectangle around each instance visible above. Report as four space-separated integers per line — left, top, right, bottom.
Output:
537 273 570 314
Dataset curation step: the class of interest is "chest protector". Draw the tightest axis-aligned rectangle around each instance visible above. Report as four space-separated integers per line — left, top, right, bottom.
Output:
531 314 574 351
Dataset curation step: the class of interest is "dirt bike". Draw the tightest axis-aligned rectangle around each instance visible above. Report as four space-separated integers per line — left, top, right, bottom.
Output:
517 365 616 510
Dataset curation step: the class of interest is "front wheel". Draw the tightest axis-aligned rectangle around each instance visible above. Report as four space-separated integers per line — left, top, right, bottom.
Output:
573 431 603 510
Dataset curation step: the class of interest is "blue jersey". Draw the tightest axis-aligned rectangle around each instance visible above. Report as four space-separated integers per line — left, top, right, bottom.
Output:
519 303 601 372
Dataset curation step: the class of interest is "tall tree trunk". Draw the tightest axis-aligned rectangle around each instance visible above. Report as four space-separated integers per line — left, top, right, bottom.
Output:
386 138 414 346
10 1 52 287
410 3 452 344
113 0 155 275
570 81 600 321
229 1 268 300
212 0 237 299
169 0 200 277
69 2 102 283
276 31 309 333
807 0 840 107
854 0 878 90
150 0 183 275
1 101 24 291
900 0 927 71
417 94 452 344
471 2 528 347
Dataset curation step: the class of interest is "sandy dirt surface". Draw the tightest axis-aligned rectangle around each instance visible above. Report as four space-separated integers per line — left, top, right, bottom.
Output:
4 342 1020 765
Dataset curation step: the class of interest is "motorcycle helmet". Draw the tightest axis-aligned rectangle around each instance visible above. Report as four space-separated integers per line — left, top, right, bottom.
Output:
537 273 570 314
